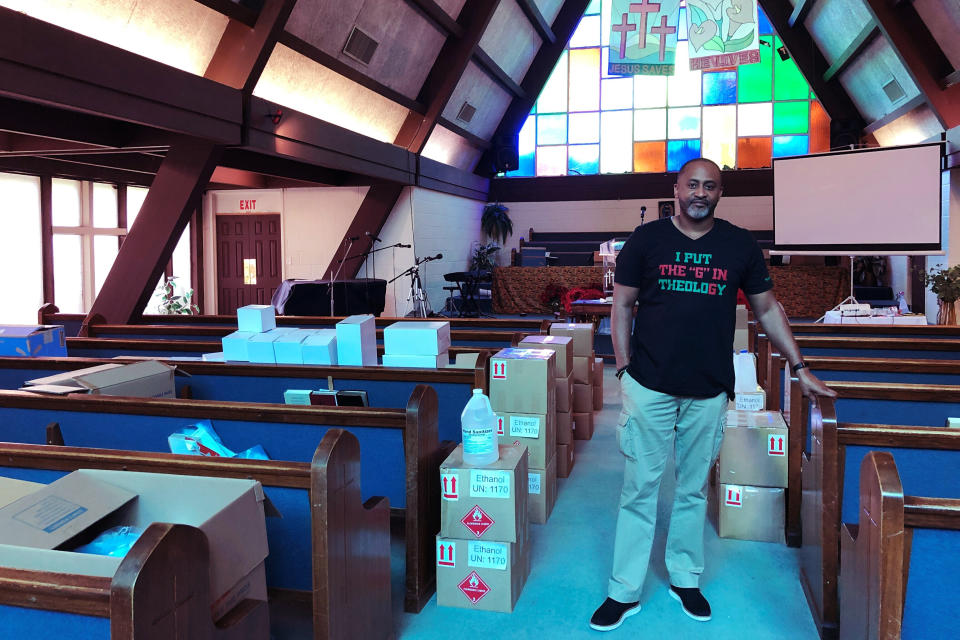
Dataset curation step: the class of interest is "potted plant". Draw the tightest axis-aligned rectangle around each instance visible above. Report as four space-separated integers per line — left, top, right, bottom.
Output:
919 264 960 325
481 202 513 245
156 276 199 315
470 242 500 273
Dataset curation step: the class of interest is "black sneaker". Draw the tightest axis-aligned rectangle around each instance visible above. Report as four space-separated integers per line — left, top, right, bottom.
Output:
669 585 711 621
589 597 641 631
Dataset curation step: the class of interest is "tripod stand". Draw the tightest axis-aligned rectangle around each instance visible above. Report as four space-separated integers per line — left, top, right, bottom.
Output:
389 254 442 318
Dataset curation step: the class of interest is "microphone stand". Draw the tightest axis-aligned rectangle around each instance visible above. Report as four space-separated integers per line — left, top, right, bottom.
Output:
328 237 355 317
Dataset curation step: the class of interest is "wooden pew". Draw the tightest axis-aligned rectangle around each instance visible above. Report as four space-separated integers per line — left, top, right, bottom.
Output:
747 320 960 357
839 451 960 640
0 428 388 639
0 353 489 444
0 522 269 640
0 386 443 614
796 395 960 639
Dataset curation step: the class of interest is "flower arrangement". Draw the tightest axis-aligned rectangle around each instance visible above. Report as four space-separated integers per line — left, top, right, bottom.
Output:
561 285 606 314
918 264 960 325
540 283 568 314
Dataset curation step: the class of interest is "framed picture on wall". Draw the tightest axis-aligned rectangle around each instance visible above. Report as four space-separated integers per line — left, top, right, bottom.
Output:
658 200 675 219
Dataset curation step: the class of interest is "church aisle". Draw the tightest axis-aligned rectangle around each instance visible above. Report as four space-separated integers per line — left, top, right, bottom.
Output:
393 365 820 639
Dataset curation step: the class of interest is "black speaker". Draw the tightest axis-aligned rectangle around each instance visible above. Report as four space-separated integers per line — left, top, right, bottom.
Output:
830 118 861 150
491 133 519 173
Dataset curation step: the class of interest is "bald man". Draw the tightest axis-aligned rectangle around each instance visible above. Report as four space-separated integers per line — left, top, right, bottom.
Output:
590 158 835 632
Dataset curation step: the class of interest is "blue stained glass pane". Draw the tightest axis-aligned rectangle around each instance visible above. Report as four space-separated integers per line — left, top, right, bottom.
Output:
537 114 567 145
703 71 737 105
507 152 535 177
569 144 600 175
585 0 601 15
678 8 688 41
667 140 701 171
772 135 809 158
758 7 773 36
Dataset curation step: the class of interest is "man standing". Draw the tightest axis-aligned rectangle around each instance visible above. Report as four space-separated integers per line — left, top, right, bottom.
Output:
589 158 836 632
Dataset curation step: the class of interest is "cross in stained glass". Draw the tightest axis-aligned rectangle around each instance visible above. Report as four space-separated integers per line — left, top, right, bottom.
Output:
612 13 637 59
629 0 661 49
651 15 676 62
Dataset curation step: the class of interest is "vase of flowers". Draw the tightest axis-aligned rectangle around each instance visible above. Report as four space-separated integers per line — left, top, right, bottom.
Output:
919 265 960 325
540 282 567 315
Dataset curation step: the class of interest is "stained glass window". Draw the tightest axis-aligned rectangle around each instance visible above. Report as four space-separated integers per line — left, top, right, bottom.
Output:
505 2 829 177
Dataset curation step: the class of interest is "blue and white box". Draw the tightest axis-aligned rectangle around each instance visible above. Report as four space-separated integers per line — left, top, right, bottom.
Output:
247 328 296 364
237 304 276 333
336 315 377 366
222 331 257 362
383 321 450 356
382 352 448 368
302 330 338 365
0 325 66 358
273 329 314 365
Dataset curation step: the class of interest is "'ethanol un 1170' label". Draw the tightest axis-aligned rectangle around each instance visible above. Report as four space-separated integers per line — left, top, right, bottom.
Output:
509 415 541 438
468 541 509 570
470 470 511 498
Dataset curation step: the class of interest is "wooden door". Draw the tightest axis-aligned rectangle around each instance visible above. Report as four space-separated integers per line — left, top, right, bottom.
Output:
216 214 282 314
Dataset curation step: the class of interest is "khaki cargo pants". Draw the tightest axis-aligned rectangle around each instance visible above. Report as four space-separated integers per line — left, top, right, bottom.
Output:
607 372 727 603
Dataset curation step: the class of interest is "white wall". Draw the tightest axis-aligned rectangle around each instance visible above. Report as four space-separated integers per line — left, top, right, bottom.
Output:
500 196 773 254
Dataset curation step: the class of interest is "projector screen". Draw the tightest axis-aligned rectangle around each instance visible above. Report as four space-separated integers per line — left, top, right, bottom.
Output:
772 143 943 255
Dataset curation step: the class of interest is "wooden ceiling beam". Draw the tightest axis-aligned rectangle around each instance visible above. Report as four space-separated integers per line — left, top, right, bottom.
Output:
0 155 154 186
822 20 879 83
477 0 591 176
516 0 556 44
788 0 816 28
862 0 960 129
194 0 259 27
403 0 464 38
473 48 527 99
437 117 492 150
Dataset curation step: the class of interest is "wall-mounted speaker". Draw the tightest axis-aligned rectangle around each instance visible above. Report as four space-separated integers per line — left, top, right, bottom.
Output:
491 133 519 173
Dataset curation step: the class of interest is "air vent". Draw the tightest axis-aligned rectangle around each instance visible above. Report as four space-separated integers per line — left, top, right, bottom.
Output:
343 27 378 65
456 102 477 124
882 78 906 104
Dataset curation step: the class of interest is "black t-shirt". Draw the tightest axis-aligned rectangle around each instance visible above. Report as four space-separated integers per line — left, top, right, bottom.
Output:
614 217 772 398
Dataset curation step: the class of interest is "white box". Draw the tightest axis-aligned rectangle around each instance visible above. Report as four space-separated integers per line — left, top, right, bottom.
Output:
283 389 312 405
202 352 225 362
0 469 270 621
237 305 276 333
21 361 177 399
222 330 256 362
383 321 451 355
273 329 314 365
336 315 377 366
247 328 295 364
382 352 448 368
302 329 338 365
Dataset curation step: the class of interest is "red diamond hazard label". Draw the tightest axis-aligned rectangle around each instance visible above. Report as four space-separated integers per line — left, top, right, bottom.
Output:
461 505 495 538
458 571 490 604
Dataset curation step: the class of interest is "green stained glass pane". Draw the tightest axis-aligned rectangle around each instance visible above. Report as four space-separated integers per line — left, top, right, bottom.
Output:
774 37 810 100
585 0 601 15
773 101 809 134
737 36 772 102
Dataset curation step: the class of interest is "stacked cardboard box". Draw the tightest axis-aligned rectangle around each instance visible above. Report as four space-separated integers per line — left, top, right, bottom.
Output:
382 321 450 368
437 445 530 612
593 357 604 411
335 314 377 366
717 410 788 543
550 323 596 441
220 305 340 365
489 347 557 524
519 335 575 479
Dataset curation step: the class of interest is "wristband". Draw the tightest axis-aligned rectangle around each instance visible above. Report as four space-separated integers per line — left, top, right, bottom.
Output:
791 362 808 373
616 366 628 379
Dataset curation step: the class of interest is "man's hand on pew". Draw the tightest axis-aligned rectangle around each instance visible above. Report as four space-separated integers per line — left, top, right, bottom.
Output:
796 368 837 406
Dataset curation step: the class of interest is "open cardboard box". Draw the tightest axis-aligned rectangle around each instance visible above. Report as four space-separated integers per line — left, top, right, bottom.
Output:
20 360 182 398
0 325 66 358
0 469 271 621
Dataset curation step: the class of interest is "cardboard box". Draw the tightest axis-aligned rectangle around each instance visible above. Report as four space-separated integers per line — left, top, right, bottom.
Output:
336 315 377 366
0 477 45 509
436 527 528 612
573 411 594 440
247 328 296 364
549 322 594 357
202 352 225 362
556 442 575 479
593 381 603 411
0 325 66 358
283 389 312 405
735 385 766 411
719 411 788 488
237 304 276 333
718 483 785 544
733 329 748 352
273 329 314 365
222 330 256 362
0 470 271 621
556 411 573 445
520 335 573 377
382 352 448 368
22 361 177 399
527 456 556 525
495 411 555 470
555 374 573 414
449 352 479 370
489 348 556 415
383 321 451 356
593 357 604 383
301 329 338 365
573 383 593 413
572 356 594 385
440 445 528 543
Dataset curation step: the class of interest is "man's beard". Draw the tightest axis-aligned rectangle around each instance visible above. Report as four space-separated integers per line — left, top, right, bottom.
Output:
685 200 714 220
